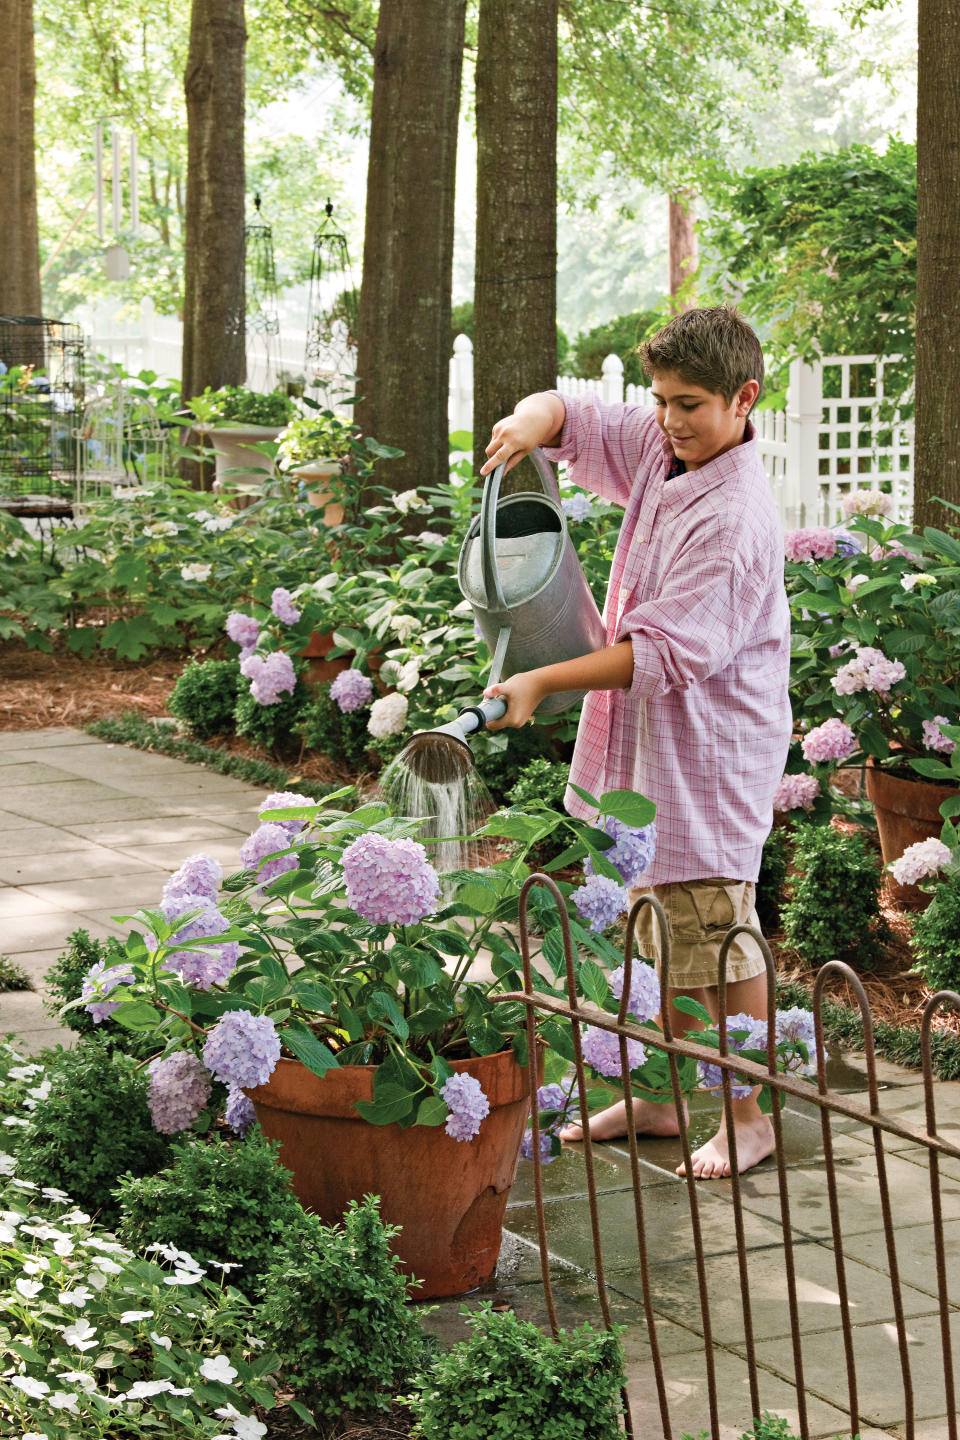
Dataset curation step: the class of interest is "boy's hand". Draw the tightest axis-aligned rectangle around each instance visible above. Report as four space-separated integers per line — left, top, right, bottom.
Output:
483 671 548 729
480 394 565 476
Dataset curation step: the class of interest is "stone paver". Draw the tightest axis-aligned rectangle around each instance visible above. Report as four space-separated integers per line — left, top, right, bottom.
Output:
1 727 958 1439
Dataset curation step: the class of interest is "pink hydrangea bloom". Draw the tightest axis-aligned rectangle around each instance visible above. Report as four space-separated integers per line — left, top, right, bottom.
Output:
441 1073 490 1142
225 612 260 650
204 1011 282 1089
270 587 302 625
889 838 952 886
240 650 297 705
330 669 374 713
832 646 906 696
160 892 240 989
784 527 837 562
801 717 857 764
341 833 440 925
773 773 821 812
147 1051 212 1135
922 717 956 754
609 960 660 1022
239 822 299 886
162 853 222 907
581 1025 647 1079
259 792 310 837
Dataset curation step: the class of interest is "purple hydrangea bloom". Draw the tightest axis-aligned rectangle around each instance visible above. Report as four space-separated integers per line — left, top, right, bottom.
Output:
147 1051 212 1135
562 492 593 521
329 669 374 714
520 1081 578 1164
609 960 660 1023
239 822 299 886
162 853 223 908
81 960 135 1023
584 816 657 887
574 873 629 934
258 792 309 838
833 529 862 557
341 833 440 925
161 892 240 990
746 1007 818 1077
225 1088 257 1137
226 612 260 650
520 1128 555 1162
442 1072 490 1142
240 650 297 705
203 1011 282 1090
696 1011 762 1099
270 587 302 625
581 1025 647 1079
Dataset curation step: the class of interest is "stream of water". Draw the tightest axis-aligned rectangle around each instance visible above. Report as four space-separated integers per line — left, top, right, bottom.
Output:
379 750 495 875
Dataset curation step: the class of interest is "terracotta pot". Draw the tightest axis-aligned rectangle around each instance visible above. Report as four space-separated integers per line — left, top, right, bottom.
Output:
299 630 351 686
245 1047 536 1298
864 760 957 910
291 461 345 526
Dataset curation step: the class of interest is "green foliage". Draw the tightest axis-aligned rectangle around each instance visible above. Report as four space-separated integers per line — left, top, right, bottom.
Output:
413 1303 625 1439
572 309 660 389
15 1041 171 1226
0 956 32 992
42 928 143 1049
116 1132 303 1298
507 759 572 867
168 658 243 739
755 825 791 933
780 824 887 969
257 1196 425 1418
276 409 357 469
703 140 916 393
295 681 373 771
192 386 298 428
911 872 960 993
472 724 559 806
234 680 312 757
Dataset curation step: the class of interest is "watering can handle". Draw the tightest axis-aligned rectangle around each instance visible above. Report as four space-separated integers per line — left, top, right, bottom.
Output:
479 446 562 615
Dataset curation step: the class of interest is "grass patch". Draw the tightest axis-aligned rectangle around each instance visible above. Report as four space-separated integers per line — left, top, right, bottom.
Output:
776 976 960 1081
85 712 344 800
0 956 33 992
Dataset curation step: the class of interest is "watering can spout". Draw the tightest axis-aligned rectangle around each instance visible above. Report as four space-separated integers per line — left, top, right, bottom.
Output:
397 697 507 783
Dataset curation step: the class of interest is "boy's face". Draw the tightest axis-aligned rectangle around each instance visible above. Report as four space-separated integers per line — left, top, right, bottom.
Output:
649 370 760 471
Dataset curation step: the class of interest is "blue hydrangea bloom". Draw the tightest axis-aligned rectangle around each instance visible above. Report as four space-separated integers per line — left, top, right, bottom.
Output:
441 1072 490 1142
203 1011 282 1090
609 960 660 1023
584 816 657 888
574 873 628 934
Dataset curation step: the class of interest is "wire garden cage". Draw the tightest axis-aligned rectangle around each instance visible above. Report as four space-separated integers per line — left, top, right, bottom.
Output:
77 367 170 499
304 200 358 404
0 315 84 505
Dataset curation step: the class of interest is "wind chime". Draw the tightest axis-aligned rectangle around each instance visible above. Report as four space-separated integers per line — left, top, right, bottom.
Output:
93 121 138 280
304 200 358 401
243 193 281 392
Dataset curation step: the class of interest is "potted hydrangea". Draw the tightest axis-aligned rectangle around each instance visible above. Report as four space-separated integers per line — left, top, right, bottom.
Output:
782 490 960 904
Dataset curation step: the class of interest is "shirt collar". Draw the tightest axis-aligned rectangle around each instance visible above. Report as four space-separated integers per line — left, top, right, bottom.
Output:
659 419 757 498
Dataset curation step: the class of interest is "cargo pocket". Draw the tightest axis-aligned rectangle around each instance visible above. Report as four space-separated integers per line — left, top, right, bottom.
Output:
678 879 738 938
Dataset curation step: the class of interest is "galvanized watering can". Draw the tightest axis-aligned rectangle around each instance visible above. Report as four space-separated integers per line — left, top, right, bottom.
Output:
457 447 606 714
397 448 605 783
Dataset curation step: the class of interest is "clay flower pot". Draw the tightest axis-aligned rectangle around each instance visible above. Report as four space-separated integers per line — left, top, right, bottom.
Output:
865 760 957 910
299 630 352 686
245 1046 536 1298
291 460 345 526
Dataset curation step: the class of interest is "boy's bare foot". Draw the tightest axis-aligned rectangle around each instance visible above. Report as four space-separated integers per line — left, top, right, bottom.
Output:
559 1097 687 1143
677 1112 775 1180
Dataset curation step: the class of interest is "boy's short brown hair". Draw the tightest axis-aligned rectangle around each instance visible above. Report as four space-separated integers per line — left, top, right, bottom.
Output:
639 306 764 405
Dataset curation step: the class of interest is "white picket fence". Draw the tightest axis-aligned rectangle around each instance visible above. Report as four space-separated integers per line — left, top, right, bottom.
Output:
83 302 914 531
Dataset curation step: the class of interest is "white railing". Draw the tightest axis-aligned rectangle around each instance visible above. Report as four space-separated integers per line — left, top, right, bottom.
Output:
80 305 913 531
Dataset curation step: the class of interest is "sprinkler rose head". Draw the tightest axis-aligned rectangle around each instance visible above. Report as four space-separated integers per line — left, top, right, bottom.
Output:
398 728 474 784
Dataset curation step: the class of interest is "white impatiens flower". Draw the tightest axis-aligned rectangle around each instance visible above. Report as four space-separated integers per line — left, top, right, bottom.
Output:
15 1278 43 1299
393 489 428 513
180 562 213 582
200 1354 239 1384
388 612 421 641
56 1370 97 1393
22 1256 50 1274
61 1318 98 1351
121 1378 193 1401
0 1219 17 1242
367 692 408 738
59 1286 93 1307
61 1209 92 1226
164 1267 203 1285
10 1375 49 1398
89 1255 122 1275
119 1310 154 1324
48 1391 80 1412
150 1331 173 1351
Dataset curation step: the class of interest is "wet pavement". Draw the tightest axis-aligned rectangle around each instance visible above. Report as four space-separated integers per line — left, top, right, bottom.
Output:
1 728 958 1439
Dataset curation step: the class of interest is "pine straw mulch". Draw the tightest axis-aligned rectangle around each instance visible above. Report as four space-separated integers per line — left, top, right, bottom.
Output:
262 1402 413 1439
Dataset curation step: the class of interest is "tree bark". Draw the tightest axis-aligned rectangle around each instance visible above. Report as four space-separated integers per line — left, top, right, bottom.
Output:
913 0 960 532
181 0 247 406
17 0 41 321
668 190 698 311
0 0 43 353
473 0 558 476
354 0 466 496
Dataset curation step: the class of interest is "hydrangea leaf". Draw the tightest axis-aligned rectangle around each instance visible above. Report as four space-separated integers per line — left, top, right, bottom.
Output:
113 1000 164 1030
578 959 612 1009
671 995 713 1024
416 1095 450 1126
282 1022 340 1078
595 789 657 828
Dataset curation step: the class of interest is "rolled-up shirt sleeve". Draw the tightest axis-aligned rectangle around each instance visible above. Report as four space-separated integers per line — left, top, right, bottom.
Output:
617 542 770 700
541 392 653 509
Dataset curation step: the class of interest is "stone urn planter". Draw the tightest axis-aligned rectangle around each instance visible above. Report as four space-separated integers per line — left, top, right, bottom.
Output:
245 1046 536 1298
864 760 957 909
202 424 283 508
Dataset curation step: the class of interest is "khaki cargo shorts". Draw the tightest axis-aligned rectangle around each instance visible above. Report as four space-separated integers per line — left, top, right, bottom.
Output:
626 878 767 990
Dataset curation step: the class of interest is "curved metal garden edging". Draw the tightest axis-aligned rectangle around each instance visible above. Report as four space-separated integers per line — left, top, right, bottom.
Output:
491 872 960 1440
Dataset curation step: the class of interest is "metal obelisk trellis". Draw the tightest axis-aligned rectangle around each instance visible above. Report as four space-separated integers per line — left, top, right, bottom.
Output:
304 200 357 406
243 194 281 393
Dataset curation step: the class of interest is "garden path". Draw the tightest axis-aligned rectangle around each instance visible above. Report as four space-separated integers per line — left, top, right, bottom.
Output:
0 729 957 1438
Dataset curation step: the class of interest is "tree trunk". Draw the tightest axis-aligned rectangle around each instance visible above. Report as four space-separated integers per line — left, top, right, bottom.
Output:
354 0 466 496
913 0 960 532
668 190 698 311
181 0 246 407
473 0 558 476
0 0 43 356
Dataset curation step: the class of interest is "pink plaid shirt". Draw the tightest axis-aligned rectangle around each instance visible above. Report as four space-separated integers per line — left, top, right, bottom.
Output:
544 393 791 886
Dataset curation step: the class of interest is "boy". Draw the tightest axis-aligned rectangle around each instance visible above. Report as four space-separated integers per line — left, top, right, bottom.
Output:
479 306 791 1179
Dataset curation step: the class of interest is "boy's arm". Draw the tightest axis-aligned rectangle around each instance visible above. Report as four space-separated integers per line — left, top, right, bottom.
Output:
483 641 634 730
480 393 566 476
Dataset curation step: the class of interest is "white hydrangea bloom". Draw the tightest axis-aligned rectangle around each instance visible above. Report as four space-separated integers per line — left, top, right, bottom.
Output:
368 692 409 738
